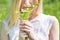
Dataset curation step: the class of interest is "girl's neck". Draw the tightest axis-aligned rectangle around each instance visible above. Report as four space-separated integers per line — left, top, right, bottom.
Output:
29 6 38 20
29 13 38 20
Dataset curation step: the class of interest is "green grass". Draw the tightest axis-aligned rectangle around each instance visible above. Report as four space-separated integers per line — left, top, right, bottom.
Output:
43 0 60 25
0 0 10 28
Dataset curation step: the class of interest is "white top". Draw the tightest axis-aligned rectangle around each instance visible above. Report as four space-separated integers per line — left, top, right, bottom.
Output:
8 14 55 40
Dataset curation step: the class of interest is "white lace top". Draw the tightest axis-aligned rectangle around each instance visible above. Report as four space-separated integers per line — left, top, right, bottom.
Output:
9 14 54 40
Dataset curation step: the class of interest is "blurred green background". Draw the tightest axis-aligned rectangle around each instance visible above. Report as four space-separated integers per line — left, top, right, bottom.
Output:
0 0 60 37
0 0 10 28
43 0 60 23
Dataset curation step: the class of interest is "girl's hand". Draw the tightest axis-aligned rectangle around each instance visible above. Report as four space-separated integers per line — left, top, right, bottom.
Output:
20 20 38 40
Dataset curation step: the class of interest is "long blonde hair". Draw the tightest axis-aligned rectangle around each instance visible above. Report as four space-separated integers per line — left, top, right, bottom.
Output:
9 0 21 29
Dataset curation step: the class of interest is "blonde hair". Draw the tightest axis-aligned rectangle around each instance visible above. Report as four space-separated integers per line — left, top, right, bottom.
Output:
9 0 20 28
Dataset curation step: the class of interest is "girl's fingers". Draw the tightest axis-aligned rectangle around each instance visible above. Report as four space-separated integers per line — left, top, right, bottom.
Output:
20 20 33 28
20 28 30 34
20 26 32 30
20 24 32 28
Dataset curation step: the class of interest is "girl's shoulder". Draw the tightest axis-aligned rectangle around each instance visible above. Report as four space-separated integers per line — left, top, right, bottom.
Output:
43 14 59 28
42 14 58 22
43 14 59 26
47 14 58 23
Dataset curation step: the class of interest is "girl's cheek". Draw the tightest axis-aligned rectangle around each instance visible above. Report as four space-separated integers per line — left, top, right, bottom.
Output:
35 0 40 2
29 0 34 5
35 0 38 2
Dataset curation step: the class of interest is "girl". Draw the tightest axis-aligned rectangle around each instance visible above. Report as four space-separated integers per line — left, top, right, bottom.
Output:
19 0 59 40
1 0 59 40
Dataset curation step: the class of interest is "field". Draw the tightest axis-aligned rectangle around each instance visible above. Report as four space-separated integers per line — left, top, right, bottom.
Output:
0 0 10 28
43 0 60 23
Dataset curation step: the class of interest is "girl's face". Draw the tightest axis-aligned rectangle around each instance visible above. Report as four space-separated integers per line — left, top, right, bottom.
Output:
20 0 40 20
20 0 40 10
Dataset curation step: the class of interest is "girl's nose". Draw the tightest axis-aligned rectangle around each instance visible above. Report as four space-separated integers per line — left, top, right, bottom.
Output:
25 0 39 7
25 0 31 7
